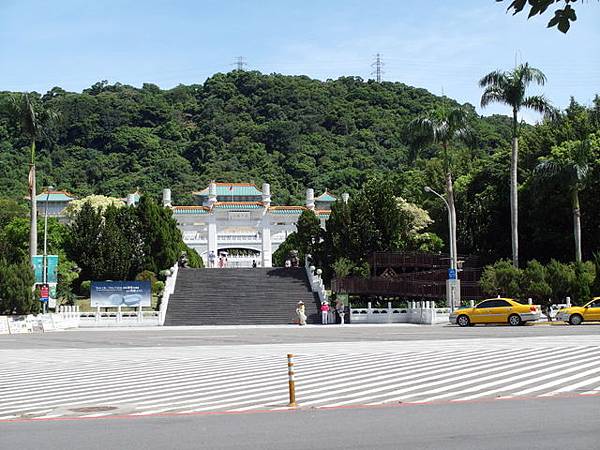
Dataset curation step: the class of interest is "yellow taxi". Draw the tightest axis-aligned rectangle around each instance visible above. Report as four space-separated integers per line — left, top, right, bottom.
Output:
449 298 540 327
556 297 600 325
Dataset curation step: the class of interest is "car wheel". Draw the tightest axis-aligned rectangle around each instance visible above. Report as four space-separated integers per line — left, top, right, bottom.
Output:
457 315 470 327
569 314 583 326
508 314 521 326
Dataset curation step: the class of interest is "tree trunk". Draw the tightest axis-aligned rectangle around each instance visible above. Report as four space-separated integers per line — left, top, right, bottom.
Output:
572 188 582 263
510 109 519 268
446 171 458 271
29 162 38 261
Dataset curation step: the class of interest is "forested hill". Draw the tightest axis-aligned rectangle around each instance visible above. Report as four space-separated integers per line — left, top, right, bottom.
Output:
2 72 599 263
0 71 513 205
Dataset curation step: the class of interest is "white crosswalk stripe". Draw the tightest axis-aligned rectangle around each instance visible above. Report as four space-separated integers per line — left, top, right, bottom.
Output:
1 335 600 420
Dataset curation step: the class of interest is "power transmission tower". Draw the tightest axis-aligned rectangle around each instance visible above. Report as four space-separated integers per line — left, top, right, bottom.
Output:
233 56 247 71
371 53 384 83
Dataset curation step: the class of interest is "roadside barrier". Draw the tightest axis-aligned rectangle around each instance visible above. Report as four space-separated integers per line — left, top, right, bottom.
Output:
0 312 78 335
287 354 297 407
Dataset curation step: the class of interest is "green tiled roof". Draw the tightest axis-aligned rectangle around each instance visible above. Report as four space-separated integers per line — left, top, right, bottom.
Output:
316 191 336 202
173 207 209 215
270 208 304 215
35 192 75 202
213 202 263 209
195 183 263 197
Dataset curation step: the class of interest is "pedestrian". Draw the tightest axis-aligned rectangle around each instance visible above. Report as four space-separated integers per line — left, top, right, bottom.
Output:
320 301 330 325
218 256 224 268
208 250 215 268
252 259 257 268
336 298 345 325
285 259 291 268
296 301 306 326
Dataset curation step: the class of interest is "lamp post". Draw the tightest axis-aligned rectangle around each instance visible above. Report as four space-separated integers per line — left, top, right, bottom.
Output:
424 186 459 311
42 185 54 313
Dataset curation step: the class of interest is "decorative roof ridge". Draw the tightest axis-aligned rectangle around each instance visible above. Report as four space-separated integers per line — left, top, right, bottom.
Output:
173 205 210 210
316 209 332 213
213 201 264 206
38 190 76 196
213 182 258 187
268 205 307 210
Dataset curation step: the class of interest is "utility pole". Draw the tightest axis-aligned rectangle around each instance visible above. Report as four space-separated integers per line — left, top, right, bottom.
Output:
233 56 247 71
371 53 384 83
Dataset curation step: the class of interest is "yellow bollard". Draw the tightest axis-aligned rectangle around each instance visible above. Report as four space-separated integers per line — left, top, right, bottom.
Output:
287 353 297 407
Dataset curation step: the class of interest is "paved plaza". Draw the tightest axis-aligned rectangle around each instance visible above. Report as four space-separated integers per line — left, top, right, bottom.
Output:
1 326 600 421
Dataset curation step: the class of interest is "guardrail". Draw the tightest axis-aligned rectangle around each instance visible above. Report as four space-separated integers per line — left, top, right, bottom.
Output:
350 301 447 325
0 311 79 335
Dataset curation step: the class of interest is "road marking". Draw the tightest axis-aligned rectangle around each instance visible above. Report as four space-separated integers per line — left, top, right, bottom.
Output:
2 337 600 419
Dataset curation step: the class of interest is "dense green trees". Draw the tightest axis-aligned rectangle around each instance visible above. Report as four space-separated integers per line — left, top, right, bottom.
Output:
480 258 596 305
65 196 202 284
0 71 598 282
280 177 443 280
535 135 596 262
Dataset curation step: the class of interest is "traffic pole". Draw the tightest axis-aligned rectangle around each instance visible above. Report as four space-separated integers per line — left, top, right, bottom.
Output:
287 353 297 407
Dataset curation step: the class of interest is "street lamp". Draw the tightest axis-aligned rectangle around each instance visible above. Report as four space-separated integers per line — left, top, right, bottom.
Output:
424 186 459 311
42 185 54 313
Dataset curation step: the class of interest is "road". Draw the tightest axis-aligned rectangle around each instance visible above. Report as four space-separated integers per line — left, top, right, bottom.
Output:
1 396 598 450
2 325 600 448
2 332 600 419
1 322 600 349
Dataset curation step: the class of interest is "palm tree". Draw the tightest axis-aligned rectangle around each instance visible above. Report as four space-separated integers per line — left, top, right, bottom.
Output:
409 104 471 268
535 139 594 262
479 63 553 268
9 93 57 261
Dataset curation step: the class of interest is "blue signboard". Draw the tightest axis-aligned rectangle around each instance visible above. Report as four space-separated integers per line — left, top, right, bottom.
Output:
91 281 152 307
448 268 457 280
32 255 59 284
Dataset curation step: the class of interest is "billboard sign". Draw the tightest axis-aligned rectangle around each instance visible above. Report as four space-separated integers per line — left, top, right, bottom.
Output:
91 281 151 307
32 255 59 284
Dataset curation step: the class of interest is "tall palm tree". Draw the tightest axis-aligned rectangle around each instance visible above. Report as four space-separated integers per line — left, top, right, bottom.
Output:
409 104 471 267
9 93 57 261
535 139 594 262
479 63 553 268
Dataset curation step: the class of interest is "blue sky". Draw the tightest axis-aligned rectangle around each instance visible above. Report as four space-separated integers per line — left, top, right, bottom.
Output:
1 0 599 119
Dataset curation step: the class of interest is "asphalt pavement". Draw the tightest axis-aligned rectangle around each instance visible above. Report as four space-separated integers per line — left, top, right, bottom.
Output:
1 396 598 450
1 322 600 349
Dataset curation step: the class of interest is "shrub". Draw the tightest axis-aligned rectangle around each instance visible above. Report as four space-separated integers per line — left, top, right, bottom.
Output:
135 270 157 284
520 260 551 304
480 259 522 298
153 281 165 295
332 257 354 278
80 280 92 297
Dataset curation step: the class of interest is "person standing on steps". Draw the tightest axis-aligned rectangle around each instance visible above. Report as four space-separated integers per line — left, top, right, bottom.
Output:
320 301 330 325
296 301 306 326
252 259 257 268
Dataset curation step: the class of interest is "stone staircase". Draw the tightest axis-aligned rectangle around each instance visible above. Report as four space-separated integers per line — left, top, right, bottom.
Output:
164 267 321 325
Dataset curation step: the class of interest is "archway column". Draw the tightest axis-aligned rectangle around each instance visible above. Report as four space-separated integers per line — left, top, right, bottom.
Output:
207 214 218 267
261 218 272 268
